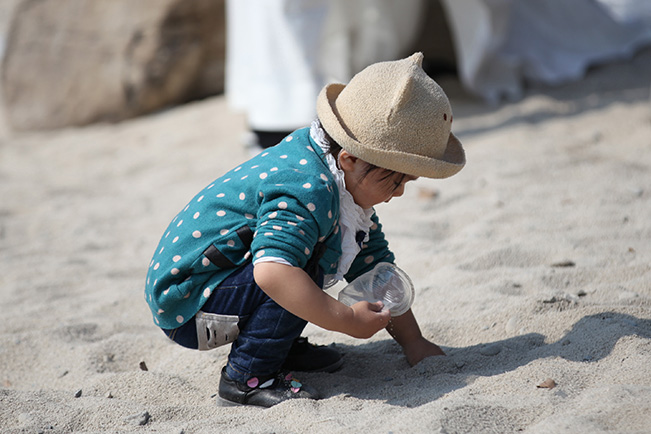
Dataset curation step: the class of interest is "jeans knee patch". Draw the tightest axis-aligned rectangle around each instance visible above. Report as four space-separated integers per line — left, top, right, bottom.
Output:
195 311 240 350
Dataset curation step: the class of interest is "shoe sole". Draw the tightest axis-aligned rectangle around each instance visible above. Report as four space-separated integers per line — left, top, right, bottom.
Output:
216 396 248 407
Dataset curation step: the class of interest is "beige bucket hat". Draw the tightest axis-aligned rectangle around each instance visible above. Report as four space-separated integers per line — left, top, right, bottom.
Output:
316 52 465 179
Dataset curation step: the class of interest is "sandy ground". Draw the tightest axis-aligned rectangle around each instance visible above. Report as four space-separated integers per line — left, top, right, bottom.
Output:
1 47 650 433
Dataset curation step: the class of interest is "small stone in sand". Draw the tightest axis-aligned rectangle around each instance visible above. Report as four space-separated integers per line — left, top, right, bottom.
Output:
618 291 639 300
125 411 151 426
74 389 82 398
537 378 556 389
139 361 148 371
551 260 575 267
630 187 644 197
480 344 501 356
417 187 439 200
505 316 521 334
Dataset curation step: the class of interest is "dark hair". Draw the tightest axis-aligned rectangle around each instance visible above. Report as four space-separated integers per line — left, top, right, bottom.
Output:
321 127 342 160
320 121 406 190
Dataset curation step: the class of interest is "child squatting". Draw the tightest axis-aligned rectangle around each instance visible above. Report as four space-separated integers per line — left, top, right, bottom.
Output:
145 53 466 407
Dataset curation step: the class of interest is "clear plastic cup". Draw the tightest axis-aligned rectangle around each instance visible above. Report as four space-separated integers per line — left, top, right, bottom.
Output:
337 262 415 317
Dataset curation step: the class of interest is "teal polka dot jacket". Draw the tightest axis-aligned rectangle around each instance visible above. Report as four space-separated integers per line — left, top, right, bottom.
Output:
145 127 394 329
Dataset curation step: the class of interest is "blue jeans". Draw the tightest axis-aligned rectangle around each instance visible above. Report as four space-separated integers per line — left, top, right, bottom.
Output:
162 262 321 383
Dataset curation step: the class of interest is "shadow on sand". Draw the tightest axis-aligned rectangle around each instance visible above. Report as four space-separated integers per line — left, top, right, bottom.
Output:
314 311 650 407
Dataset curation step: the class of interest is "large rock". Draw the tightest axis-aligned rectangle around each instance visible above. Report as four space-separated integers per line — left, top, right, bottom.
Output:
1 0 225 130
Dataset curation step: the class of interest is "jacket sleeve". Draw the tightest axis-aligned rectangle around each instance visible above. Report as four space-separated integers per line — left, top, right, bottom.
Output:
343 212 395 282
251 168 338 269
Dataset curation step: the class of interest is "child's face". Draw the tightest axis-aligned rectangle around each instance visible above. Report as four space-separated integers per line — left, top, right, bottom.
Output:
339 151 418 209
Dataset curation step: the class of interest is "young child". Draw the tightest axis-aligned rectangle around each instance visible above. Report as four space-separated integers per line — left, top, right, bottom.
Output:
145 52 465 407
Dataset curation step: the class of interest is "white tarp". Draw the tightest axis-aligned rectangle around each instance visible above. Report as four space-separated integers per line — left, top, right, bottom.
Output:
226 0 651 123
225 0 424 131
441 0 651 102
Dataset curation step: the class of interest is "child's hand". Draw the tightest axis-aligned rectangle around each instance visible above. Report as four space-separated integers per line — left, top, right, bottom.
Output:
384 309 446 366
254 263 390 338
346 301 391 339
403 336 446 366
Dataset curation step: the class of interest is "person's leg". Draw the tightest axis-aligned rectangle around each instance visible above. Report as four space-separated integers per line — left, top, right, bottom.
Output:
226 294 307 382
183 262 306 383
162 262 341 406
225 267 343 379
161 316 200 349
165 262 340 372
198 262 319 407
160 262 269 352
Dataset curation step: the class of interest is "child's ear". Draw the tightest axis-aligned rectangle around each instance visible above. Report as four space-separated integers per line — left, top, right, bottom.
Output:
337 150 359 172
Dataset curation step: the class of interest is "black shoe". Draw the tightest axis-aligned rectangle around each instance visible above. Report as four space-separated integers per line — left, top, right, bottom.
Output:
218 367 319 408
251 130 293 149
281 337 343 373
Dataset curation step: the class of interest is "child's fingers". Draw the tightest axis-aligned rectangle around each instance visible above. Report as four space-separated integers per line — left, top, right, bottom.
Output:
370 303 391 324
348 301 391 338
367 302 390 326
378 308 391 323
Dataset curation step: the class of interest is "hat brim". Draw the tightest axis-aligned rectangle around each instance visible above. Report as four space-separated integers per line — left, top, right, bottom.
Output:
316 83 466 179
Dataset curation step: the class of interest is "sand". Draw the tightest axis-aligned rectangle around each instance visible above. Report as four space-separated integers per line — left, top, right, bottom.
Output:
1 48 650 433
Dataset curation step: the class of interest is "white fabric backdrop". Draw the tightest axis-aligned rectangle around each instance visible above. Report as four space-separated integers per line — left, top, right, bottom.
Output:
441 0 651 102
225 0 425 131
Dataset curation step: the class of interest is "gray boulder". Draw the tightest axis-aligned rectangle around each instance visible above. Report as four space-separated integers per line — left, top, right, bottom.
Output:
1 0 225 130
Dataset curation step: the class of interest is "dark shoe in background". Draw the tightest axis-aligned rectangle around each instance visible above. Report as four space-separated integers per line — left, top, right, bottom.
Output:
252 130 293 149
282 337 343 373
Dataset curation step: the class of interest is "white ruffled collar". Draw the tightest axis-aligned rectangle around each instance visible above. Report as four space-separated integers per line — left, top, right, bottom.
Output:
310 120 374 285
